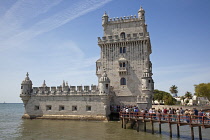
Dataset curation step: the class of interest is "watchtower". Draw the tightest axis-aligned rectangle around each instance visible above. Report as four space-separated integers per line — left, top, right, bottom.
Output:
97 7 154 109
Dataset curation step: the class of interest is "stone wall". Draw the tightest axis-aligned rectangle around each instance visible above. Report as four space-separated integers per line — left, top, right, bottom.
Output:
24 95 110 121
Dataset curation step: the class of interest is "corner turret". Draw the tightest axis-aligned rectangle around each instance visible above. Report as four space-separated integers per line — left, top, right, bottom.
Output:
98 70 110 94
102 12 109 26
138 6 145 21
20 72 32 95
141 69 154 91
20 72 32 107
141 68 154 108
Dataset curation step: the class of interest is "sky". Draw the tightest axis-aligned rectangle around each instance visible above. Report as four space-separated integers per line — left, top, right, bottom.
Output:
0 0 210 103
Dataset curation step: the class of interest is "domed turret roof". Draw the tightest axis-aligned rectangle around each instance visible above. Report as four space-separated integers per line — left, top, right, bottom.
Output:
138 6 145 12
103 11 108 17
21 72 32 85
42 80 47 87
99 71 110 83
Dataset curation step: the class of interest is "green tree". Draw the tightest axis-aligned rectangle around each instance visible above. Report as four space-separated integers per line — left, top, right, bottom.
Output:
153 89 176 105
169 85 178 97
194 83 210 100
185 91 192 99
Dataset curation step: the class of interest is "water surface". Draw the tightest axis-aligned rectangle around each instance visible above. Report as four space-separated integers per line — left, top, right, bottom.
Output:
0 103 209 140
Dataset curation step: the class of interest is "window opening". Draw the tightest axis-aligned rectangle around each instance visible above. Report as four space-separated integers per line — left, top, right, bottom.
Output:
120 32 125 39
120 47 126 53
106 84 108 89
72 106 77 111
34 105 40 110
120 78 126 85
59 105 65 111
46 105 52 111
86 106 91 111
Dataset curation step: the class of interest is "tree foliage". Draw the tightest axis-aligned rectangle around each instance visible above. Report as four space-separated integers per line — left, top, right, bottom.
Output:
169 85 178 96
185 91 192 99
194 83 210 100
153 89 176 105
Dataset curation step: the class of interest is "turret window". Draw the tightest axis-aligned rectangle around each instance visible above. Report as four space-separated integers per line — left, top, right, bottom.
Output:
120 78 126 85
106 84 108 89
34 105 40 110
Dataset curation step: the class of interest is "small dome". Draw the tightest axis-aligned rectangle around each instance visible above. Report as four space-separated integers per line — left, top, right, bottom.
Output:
103 11 108 17
99 72 110 83
118 57 127 62
138 6 145 12
21 72 32 85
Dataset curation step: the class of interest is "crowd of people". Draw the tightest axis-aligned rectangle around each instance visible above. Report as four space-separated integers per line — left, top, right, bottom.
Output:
110 105 210 123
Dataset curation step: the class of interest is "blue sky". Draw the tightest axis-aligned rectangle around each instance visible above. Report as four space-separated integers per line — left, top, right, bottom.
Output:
0 0 209 103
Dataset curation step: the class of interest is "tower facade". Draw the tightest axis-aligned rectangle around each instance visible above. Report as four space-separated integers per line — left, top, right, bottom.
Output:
97 7 154 109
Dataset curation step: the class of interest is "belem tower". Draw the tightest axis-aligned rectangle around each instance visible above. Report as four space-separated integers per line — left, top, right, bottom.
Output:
20 6 154 121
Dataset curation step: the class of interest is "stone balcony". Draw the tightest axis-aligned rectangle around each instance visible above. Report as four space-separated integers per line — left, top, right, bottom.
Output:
118 67 127 75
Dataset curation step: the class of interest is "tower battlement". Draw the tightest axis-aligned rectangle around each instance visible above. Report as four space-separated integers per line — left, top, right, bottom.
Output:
108 15 140 23
31 85 98 95
97 32 150 44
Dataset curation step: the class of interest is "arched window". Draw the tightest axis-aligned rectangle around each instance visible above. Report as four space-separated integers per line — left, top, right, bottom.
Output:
120 78 126 85
120 32 125 39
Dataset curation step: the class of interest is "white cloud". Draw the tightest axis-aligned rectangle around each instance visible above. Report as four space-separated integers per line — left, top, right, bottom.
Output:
0 0 112 51
0 0 112 102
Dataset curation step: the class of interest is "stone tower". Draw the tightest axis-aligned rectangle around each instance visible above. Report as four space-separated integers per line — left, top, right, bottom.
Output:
20 72 32 107
97 7 154 109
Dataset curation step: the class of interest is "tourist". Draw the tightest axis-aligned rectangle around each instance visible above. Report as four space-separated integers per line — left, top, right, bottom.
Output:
175 108 180 121
185 109 190 123
168 108 173 121
198 109 204 123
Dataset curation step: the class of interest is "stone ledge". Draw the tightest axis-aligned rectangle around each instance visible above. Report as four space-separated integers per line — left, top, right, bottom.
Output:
22 114 109 121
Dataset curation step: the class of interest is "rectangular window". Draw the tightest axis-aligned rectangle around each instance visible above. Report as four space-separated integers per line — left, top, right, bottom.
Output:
120 47 123 53
123 47 126 53
120 47 126 53
34 105 39 110
46 105 52 111
86 105 91 111
59 105 65 111
123 62 126 67
72 106 77 111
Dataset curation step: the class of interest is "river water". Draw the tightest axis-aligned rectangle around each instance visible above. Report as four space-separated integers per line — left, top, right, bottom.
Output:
0 103 209 140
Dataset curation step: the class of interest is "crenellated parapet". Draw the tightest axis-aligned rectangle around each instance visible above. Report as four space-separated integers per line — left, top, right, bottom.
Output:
98 32 150 44
31 85 99 95
108 15 139 23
